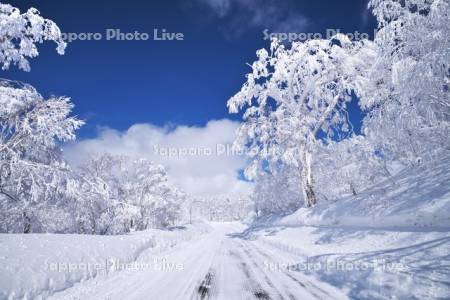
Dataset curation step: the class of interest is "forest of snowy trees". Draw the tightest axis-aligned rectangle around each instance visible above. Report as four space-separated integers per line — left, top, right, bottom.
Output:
0 0 449 233
228 0 449 214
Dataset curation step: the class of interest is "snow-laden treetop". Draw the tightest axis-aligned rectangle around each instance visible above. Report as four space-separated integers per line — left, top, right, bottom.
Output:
0 2 66 71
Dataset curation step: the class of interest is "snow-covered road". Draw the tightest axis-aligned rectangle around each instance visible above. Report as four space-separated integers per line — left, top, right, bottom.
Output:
49 223 347 300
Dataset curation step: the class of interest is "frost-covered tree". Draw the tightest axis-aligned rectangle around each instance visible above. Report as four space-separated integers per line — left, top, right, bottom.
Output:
0 80 83 233
228 0 449 215
0 2 66 71
251 166 302 216
71 153 119 234
121 157 184 230
189 194 253 222
0 2 78 233
0 2 189 234
75 154 185 234
361 0 450 165
247 135 394 215
314 136 392 200
228 35 377 207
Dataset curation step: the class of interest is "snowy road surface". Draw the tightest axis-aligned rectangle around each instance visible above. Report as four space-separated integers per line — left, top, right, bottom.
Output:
49 223 347 300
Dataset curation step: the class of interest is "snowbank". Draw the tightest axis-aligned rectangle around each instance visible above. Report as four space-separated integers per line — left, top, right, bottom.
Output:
279 154 450 229
239 154 450 299
0 222 211 299
250 225 450 299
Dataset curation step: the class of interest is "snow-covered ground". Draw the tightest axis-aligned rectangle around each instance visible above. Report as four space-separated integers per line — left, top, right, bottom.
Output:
1 222 348 300
0 223 211 299
1 157 449 299
241 155 450 299
2 222 448 299
37 223 348 300
278 154 450 229
242 225 450 299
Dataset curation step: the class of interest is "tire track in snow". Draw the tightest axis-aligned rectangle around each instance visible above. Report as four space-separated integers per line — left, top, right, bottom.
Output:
235 239 296 300
246 240 326 299
228 246 273 299
248 239 346 300
197 270 215 299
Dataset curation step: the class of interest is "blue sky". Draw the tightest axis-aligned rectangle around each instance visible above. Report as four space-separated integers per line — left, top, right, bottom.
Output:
2 0 376 196
4 0 375 138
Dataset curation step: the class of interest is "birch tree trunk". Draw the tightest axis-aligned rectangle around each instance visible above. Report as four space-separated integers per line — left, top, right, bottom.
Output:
301 150 317 207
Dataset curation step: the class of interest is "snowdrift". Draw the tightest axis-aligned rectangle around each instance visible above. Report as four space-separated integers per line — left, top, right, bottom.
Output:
279 153 450 229
240 154 450 299
0 222 211 299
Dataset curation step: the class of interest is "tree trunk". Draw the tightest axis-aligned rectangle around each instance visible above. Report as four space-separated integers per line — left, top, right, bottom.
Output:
23 212 31 233
301 150 317 207
350 182 357 196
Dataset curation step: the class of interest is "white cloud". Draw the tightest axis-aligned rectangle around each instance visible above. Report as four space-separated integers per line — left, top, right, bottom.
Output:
195 0 309 35
64 119 253 197
199 0 232 17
